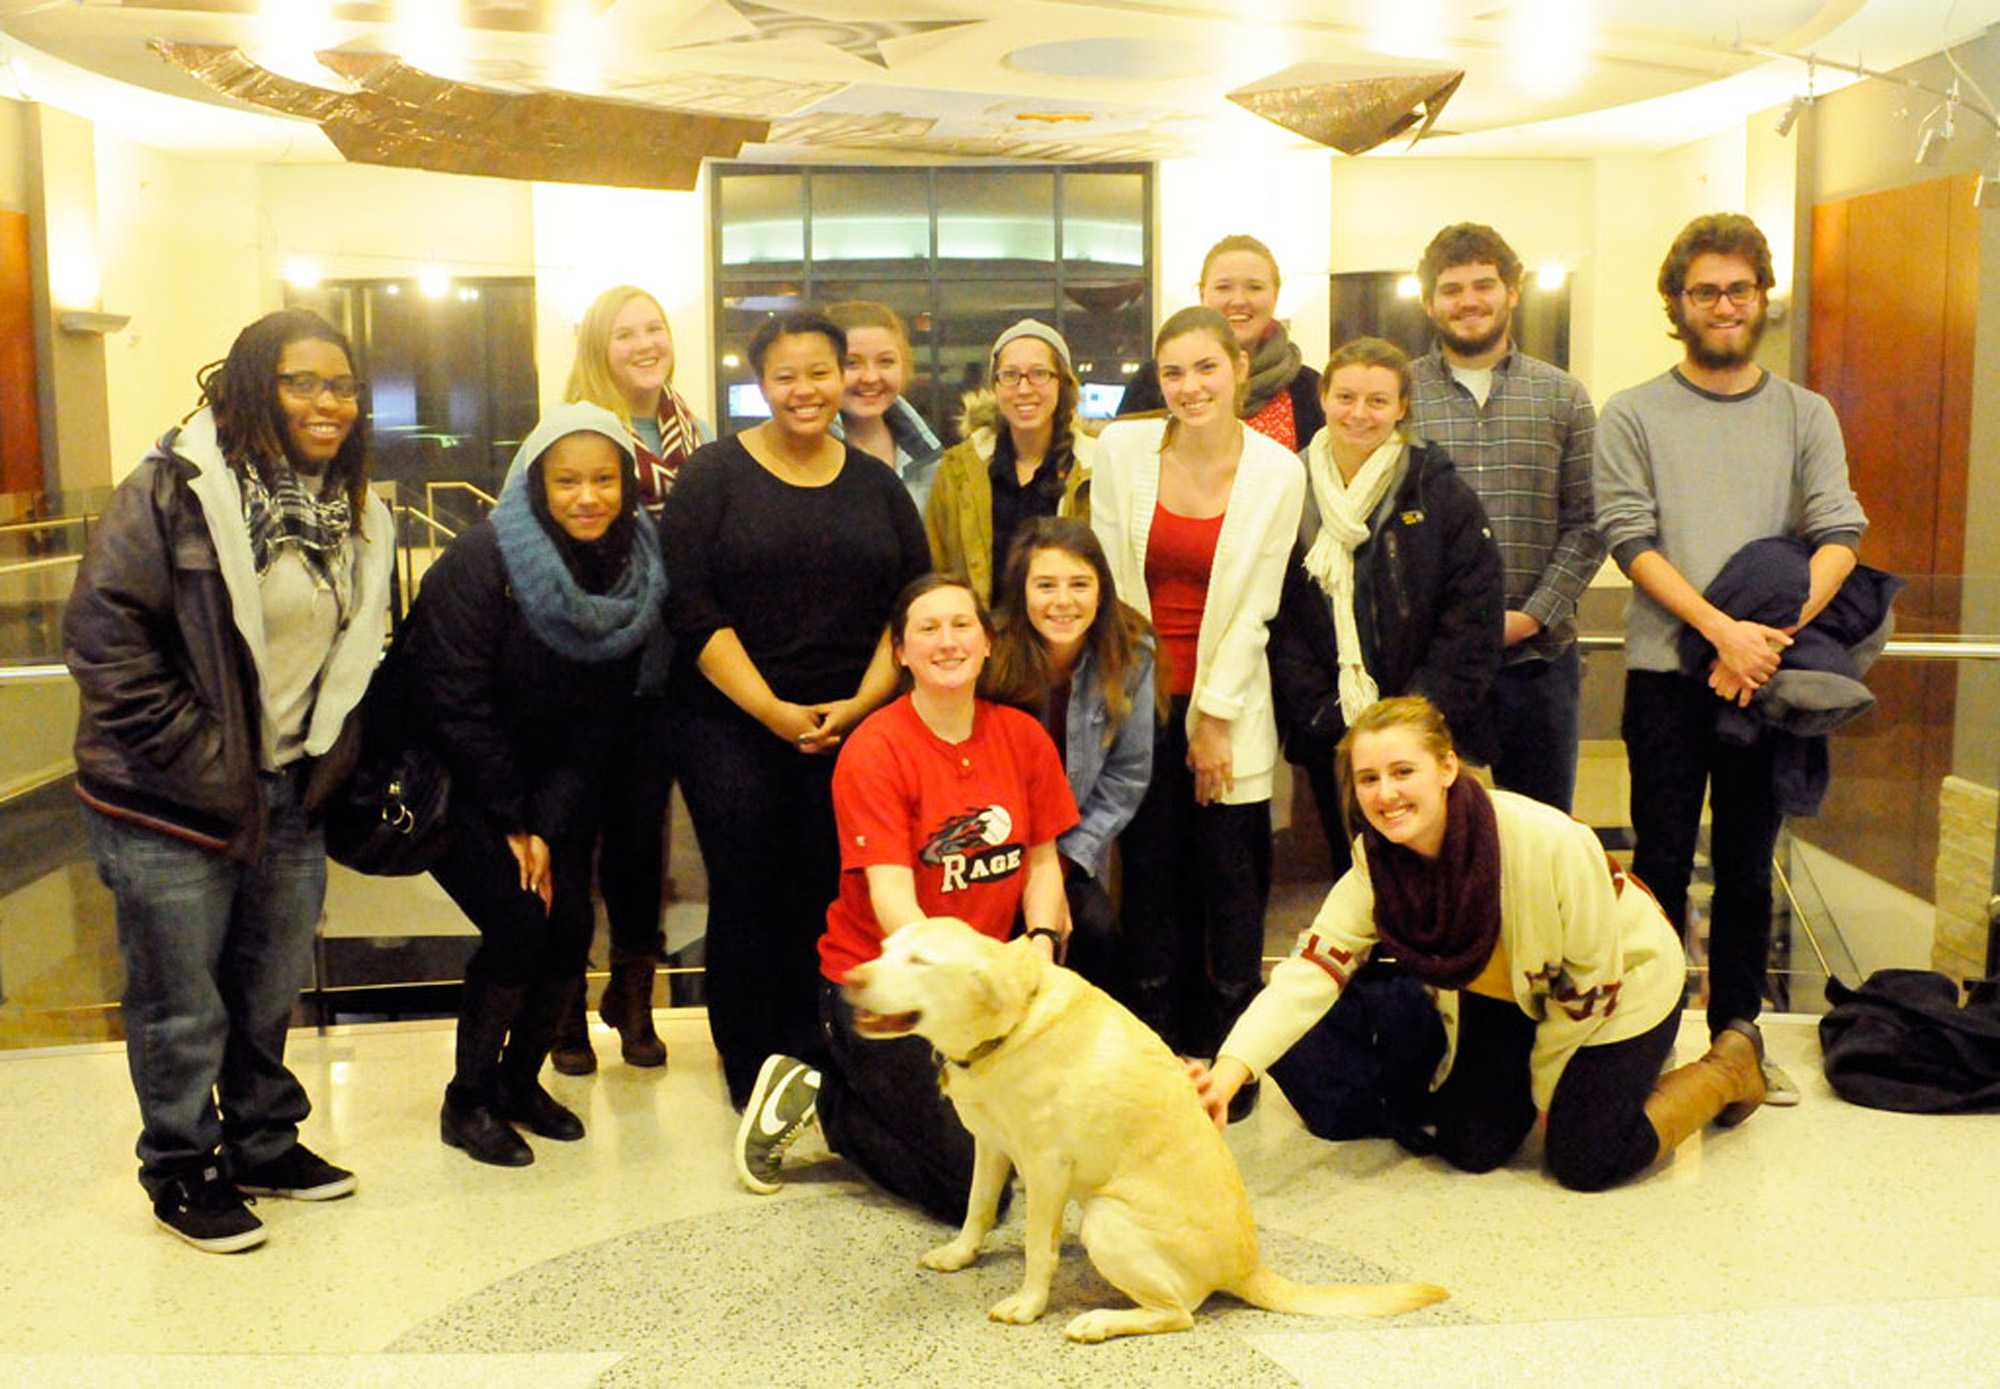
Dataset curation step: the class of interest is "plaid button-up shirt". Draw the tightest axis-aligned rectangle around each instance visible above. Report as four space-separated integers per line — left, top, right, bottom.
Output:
1407 348 1604 663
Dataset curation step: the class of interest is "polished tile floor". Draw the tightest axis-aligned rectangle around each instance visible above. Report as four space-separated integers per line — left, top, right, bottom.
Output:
2 1008 1996 1388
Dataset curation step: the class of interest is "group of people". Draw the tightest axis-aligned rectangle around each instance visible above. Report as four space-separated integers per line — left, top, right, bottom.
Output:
64 206 1866 1254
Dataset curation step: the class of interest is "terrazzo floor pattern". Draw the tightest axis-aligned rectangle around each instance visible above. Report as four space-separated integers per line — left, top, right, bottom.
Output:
2 1011 1996 1388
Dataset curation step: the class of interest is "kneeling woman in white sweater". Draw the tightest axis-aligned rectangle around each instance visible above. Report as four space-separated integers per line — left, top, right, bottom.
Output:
1197 695 1770 1192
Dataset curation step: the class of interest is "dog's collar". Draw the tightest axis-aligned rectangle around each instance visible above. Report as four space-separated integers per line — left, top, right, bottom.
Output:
935 979 1042 1073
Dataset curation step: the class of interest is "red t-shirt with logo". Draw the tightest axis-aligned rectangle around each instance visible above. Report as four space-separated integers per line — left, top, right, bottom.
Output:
818 695 1080 983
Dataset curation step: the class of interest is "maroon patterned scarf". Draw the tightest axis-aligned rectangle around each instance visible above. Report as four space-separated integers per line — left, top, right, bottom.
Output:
1364 776 1502 989
633 388 701 516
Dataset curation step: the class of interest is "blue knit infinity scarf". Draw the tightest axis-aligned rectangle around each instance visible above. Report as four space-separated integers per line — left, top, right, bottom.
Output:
491 476 666 664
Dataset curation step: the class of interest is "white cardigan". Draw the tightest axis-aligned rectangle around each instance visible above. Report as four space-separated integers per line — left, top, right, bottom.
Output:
1091 417 1305 804
1219 789 1688 1110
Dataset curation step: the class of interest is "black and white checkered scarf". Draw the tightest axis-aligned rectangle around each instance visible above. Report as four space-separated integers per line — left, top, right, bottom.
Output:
237 460 354 614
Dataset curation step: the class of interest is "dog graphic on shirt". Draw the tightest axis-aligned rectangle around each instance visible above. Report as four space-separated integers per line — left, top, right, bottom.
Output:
920 807 1022 893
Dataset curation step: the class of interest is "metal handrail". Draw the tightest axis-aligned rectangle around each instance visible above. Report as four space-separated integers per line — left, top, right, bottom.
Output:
0 554 82 578
424 480 498 517
1575 633 2000 660
0 514 90 538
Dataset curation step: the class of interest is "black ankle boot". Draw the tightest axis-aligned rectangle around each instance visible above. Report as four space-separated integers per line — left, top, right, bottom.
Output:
502 1080 584 1141
441 1086 534 1166
500 975 588 1142
443 977 535 1167
601 951 667 1068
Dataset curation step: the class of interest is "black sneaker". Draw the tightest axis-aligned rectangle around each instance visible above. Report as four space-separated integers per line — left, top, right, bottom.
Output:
234 1142 357 1201
153 1165 266 1253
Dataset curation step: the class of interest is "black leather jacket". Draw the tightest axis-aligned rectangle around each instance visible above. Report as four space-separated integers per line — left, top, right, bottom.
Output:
1270 441 1504 768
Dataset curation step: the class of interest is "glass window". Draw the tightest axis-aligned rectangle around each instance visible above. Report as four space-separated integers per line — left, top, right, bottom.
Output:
936 280 1056 404
809 171 930 271
938 171 1054 268
1059 279 1151 416
1063 172 1146 273
1329 270 1571 369
719 174 804 268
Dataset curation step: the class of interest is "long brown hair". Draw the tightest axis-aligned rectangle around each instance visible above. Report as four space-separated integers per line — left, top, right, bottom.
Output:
1153 305 1248 452
982 517 1166 744
195 309 370 532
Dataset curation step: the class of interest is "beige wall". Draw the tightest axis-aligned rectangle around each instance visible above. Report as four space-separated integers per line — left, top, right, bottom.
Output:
25 103 111 496
1155 152 1334 375
528 177 713 427
0 97 27 213
95 136 262 481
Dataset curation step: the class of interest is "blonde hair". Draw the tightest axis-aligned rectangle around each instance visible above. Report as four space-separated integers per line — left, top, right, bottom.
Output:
824 300 913 371
565 285 671 418
1333 696 1457 840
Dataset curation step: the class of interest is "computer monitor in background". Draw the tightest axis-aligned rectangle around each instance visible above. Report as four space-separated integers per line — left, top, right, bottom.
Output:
1077 382 1126 420
726 383 773 420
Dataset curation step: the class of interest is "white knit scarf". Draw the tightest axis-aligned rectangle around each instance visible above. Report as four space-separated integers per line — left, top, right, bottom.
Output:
1302 431 1404 722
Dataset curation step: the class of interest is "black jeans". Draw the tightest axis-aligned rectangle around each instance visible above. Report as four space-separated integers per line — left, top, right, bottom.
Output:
1118 698 1272 1058
1426 992 1679 1191
674 698 841 1107
430 815 595 986
597 694 674 960
1621 670 1783 1037
1490 644 1582 814
816 982 979 1226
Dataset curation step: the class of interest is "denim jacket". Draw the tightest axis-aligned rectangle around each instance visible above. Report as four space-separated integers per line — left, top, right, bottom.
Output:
1058 640 1157 880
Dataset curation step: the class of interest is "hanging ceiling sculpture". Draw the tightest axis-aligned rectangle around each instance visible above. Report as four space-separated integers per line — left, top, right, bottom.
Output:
1227 66 1464 156
685 0 984 68
150 41 768 189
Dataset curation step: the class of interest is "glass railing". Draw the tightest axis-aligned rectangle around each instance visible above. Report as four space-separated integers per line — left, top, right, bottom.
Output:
4 574 1995 1048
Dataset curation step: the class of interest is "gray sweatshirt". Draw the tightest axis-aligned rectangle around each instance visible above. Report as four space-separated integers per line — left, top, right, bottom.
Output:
1593 368 1866 672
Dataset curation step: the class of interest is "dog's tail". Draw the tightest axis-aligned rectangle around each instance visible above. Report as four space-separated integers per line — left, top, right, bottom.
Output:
1229 1265 1448 1319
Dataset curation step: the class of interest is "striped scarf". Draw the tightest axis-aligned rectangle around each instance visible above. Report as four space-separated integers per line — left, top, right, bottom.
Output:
237 460 353 615
634 389 702 516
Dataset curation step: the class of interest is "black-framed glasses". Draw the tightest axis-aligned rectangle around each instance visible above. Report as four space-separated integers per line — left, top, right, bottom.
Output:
995 366 1058 388
1682 281 1759 308
277 372 365 401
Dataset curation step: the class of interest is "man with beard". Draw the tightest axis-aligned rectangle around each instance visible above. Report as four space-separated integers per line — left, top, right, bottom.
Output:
1594 213 1866 1104
1407 224 1603 811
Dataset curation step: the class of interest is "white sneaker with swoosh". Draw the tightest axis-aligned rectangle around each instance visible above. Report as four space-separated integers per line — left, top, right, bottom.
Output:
735 1054 821 1194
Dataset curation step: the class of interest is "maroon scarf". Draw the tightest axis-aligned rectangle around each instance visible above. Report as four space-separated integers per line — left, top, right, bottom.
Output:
633 388 701 517
1364 776 1502 989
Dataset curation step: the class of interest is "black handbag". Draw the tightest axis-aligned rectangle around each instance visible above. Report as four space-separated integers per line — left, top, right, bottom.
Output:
324 628 453 876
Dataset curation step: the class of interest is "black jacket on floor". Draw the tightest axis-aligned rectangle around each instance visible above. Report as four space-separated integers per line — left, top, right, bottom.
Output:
1821 970 2000 1113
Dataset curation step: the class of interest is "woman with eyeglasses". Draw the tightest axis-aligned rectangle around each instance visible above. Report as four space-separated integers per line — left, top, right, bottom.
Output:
1115 234 1325 451
924 319 1102 606
66 309 394 1251
1091 306 1305 1113
825 300 945 514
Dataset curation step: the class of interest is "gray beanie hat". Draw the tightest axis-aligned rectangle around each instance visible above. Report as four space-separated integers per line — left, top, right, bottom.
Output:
989 318 1073 377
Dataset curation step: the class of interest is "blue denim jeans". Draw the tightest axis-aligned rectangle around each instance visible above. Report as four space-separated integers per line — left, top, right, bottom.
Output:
1489 643 1583 814
86 770 326 1195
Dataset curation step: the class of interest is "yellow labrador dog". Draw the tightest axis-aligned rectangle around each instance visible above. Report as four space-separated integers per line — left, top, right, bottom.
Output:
843 917 1447 1343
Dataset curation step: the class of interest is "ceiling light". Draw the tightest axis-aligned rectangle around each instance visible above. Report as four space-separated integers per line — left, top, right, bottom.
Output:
1508 0 1589 94
416 266 451 299
546 0 605 94
395 0 467 80
1775 95 1808 138
283 257 323 289
1369 0 1449 60
254 0 337 86
1395 274 1422 299
720 352 741 369
1535 261 1569 290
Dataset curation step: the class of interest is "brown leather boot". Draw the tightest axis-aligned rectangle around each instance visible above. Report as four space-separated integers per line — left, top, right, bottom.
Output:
601 951 667 1068
548 976 597 1076
1644 1023 1768 1159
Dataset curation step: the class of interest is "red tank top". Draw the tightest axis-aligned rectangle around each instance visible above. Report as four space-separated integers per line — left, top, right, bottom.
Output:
1244 389 1298 450
1145 503 1224 697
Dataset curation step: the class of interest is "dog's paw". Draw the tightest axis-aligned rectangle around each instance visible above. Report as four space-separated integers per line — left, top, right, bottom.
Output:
920 1240 979 1272
987 1290 1048 1325
1063 1311 1115 1343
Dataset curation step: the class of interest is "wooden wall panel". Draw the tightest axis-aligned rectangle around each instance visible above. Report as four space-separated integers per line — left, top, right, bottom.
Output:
1803 174 1975 901
0 210 41 500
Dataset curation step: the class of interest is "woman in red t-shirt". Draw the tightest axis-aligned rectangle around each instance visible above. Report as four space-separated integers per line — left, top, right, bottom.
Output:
732 575 1078 1218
